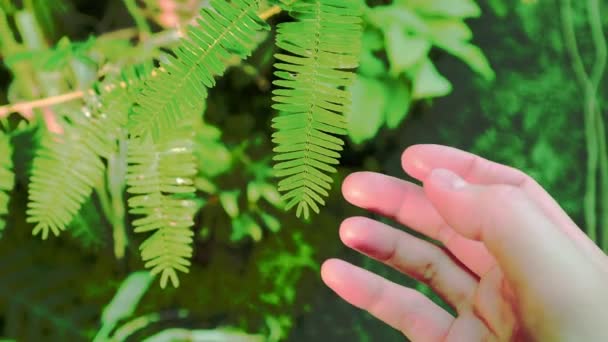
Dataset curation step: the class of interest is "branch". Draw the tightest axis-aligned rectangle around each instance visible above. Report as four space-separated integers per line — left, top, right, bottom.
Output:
259 5 282 20
0 91 84 119
0 4 286 119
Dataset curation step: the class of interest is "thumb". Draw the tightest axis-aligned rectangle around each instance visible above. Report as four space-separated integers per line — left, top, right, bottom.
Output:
423 169 597 301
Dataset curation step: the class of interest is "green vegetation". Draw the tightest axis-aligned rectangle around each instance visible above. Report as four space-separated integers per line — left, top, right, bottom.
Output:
0 0 605 340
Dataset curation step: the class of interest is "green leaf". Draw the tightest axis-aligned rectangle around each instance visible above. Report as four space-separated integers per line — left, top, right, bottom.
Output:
100 272 153 326
231 214 262 242
384 80 411 129
271 0 363 219
427 19 473 43
362 28 384 51
439 41 495 81
94 272 153 342
384 24 431 76
220 191 240 218
427 19 495 81
347 76 387 144
368 6 428 35
412 59 452 99
359 51 386 78
126 127 198 289
259 212 281 233
259 183 283 208
402 0 481 18
129 0 269 141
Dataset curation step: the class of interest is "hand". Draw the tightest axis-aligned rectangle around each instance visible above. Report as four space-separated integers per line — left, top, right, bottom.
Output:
321 144 608 341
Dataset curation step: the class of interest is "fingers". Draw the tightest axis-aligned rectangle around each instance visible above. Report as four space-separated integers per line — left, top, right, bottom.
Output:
342 172 495 275
402 144 528 185
473 266 518 341
321 258 453 341
444 311 494 342
339 217 478 313
423 169 597 300
402 144 605 261
424 169 608 338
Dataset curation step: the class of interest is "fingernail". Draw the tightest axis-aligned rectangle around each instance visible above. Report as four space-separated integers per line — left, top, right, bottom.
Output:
429 169 467 189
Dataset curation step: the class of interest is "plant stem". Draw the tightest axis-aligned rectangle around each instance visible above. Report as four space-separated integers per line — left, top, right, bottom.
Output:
123 0 152 40
109 133 129 260
560 0 608 247
587 0 608 249
0 5 286 119
0 90 85 118
259 5 283 20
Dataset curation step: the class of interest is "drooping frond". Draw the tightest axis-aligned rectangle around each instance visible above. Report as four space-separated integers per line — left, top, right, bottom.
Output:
27 65 153 239
271 0 363 219
126 128 197 288
27 123 106 239
128 0 269 141
0 131 14 237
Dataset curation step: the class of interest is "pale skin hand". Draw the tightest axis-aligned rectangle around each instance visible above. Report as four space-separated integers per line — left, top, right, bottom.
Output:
321 144 608 341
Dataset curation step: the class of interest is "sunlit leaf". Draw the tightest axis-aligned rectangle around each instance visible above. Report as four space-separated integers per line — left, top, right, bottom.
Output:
384 80 411 129
220 191 240 218
384 24 430 76
347 76 387 144
412 58 453 99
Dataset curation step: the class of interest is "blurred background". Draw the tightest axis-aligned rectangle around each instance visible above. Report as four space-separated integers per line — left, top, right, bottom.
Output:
0 0 606 341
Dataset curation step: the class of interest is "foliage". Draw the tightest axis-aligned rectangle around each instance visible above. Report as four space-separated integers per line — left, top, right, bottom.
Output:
272 0 363 219
129 0 269 141
4 0 582 341
346 0 494 144
127 128 199 289
27 64 151 239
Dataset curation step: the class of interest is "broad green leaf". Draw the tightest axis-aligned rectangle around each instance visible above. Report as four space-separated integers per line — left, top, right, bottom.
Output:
384 24 431 76
359 51 386 78
259 183 283 208
195 177 217 194
427 19 495 81
362 28 384 51
368 6 428 35
231 214 262 242
412 59 452 99
347 76 387 144
97 271 153 341
428 19 473 44
401 0 481 18
384 80 411 129
443 42 495 81
259 212 281 233
220 191 240 218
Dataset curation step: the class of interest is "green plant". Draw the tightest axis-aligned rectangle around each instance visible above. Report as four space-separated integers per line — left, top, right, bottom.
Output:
6 0 598 341
347 0 494 144
0 0 365 289
271 0 362 219
0 0 495 295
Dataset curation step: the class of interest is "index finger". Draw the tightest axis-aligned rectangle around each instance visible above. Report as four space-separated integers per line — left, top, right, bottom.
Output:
401 144 606 263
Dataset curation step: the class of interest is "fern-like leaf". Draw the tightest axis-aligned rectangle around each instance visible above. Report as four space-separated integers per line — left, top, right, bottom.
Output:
0 131 14 236
27 65 152 239
27 125 106 239
271 0 363 219
126 129 197 288
128 0 269 141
